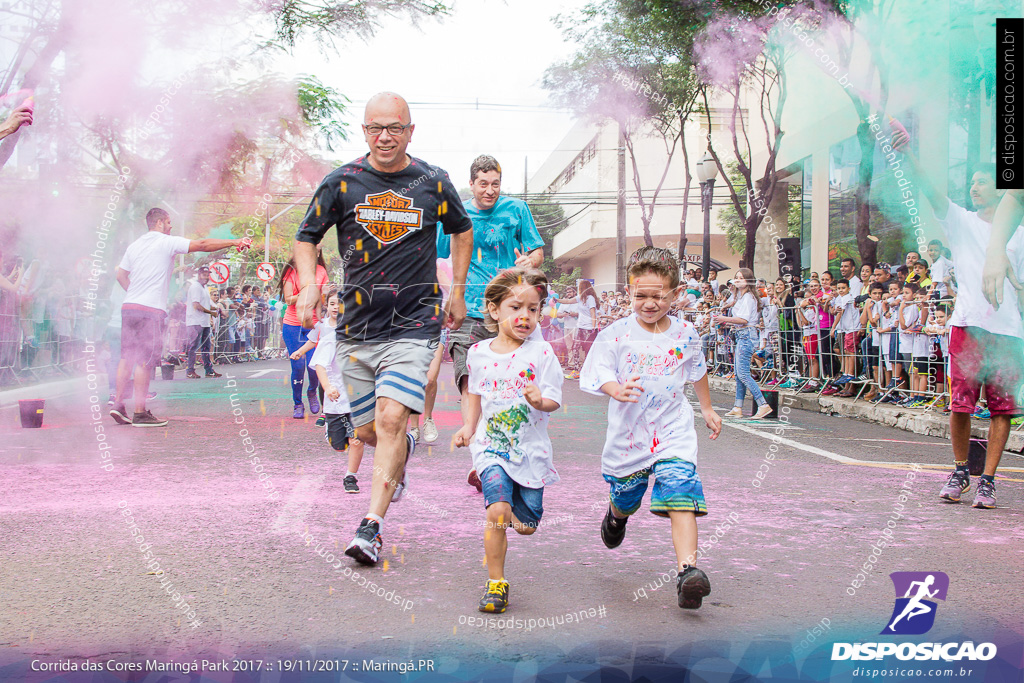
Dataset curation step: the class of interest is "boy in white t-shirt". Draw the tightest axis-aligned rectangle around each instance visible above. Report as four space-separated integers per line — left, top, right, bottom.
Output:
308 290 365 494
828 279 860 396
873 281 905 403
896 283 922 406
453 268 563 614
580 247 722 610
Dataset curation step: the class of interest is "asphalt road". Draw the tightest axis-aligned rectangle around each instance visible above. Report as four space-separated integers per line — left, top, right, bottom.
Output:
1 359 1022 681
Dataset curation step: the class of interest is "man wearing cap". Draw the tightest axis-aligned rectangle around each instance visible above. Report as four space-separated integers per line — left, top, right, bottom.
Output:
185 265 221 379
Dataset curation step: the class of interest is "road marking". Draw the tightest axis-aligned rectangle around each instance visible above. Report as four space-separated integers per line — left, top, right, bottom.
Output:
723 419 1024 474
271 475 327 533
248 369 285 378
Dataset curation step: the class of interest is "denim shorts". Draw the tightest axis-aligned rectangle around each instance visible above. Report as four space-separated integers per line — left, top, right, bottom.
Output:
603 458 707 518
480 464 544 529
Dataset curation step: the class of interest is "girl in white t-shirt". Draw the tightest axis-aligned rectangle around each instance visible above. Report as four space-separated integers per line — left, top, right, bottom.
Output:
713 269 773 419
453 268 563 615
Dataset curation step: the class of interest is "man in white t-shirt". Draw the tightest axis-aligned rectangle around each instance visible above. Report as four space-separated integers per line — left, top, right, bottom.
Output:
900 131 1022 509
184 265 220 379
840 258 862 296
926 239 953 298
110 207 250 427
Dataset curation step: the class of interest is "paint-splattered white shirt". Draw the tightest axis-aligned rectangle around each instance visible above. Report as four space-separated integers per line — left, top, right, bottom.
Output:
580 314 708 478
466 337 563 488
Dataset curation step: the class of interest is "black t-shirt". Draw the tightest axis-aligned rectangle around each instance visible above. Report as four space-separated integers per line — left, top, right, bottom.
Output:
295 154 473 342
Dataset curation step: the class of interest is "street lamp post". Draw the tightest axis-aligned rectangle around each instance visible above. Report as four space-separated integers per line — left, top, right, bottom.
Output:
695 150 719 282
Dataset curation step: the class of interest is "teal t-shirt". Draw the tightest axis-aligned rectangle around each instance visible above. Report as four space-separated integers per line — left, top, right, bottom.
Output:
436 195 545 319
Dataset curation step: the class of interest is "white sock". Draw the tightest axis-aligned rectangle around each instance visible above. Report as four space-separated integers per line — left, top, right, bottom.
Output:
365 512 384 525
346 471 357 477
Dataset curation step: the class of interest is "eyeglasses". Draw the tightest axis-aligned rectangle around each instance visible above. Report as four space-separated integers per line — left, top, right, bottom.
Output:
364 123 412 136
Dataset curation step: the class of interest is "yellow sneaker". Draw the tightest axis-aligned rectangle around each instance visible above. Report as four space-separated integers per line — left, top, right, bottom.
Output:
478 579 510 613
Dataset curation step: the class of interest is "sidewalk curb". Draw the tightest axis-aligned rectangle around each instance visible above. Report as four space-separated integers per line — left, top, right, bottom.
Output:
0 377 89 408
708 376 1024 453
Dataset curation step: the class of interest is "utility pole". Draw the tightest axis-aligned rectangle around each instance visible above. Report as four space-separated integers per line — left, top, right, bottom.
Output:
524 157 528 198
616 121 627 290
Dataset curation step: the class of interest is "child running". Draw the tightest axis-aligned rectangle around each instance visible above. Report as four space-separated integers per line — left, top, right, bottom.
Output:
304 290 366 492
580 246 722 610
453 268 563 614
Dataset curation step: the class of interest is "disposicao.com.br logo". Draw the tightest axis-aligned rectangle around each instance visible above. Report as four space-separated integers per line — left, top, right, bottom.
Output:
832 571 997 662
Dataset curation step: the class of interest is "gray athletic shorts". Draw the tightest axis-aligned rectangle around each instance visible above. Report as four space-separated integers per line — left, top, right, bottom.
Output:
447 317 497 389
336 339 436 427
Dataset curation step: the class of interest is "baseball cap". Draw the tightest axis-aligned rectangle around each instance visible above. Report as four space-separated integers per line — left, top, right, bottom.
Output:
198 266 210 274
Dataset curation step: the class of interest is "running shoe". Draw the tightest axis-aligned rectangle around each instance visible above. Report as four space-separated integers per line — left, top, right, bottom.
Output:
478 579 510 613
798 382 820 393
131 410 168 428
344 519 382 565
600 506 628 549
971 407 991 420
752 404 774 419
1012 415 1024 426
315 415 326 427
409 426 420 441
421 417 439 443
108 395 115 407
972 479 996 509
821 386 840 396
855 373 870 382
723 407 744 418
939 469 970 503
343 475 359 493
467 468 483 492
109 404 131 425
307 390 321 415
205 371 223 378
778 379 795 389
186 371 201 379
870 393 887 404
293 404 304 419
676 566 712 609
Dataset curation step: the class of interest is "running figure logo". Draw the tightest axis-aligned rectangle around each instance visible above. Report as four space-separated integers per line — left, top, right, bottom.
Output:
881 571 949 635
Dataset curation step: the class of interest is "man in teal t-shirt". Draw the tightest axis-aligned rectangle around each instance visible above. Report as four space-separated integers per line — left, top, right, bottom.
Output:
437 155 544 488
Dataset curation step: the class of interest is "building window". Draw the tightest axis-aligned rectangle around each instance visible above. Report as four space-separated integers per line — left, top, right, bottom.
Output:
548 135 598 194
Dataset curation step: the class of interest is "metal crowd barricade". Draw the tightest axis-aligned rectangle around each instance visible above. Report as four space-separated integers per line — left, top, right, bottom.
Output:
699 299 954 412
0 292 95 386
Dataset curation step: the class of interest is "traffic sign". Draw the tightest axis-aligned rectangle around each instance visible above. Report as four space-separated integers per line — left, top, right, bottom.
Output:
209 261 230 284
257 262 276 282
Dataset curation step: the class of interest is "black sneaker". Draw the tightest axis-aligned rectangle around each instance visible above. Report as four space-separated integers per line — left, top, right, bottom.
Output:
343 475 359 493
131 410 168 428
478 579 510 613
677 566 712 609
109 404 131 425
344 519 382 565
600 506 628 549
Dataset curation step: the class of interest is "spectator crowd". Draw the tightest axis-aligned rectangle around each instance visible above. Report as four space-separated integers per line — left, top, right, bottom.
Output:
539 240 1011 421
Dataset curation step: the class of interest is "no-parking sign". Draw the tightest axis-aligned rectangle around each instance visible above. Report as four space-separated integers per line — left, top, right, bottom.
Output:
209 261 230 285
257 262 276 282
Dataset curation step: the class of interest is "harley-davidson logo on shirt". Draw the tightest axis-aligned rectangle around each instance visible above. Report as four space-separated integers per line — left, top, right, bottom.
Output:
353 190 424 244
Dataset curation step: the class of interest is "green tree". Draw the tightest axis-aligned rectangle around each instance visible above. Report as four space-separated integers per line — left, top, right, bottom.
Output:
543 0 704 260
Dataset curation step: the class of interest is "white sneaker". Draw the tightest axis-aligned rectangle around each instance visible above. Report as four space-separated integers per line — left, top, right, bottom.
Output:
752 404 774 420
723 407 744 418
421 417 438 443
409 426 420 441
